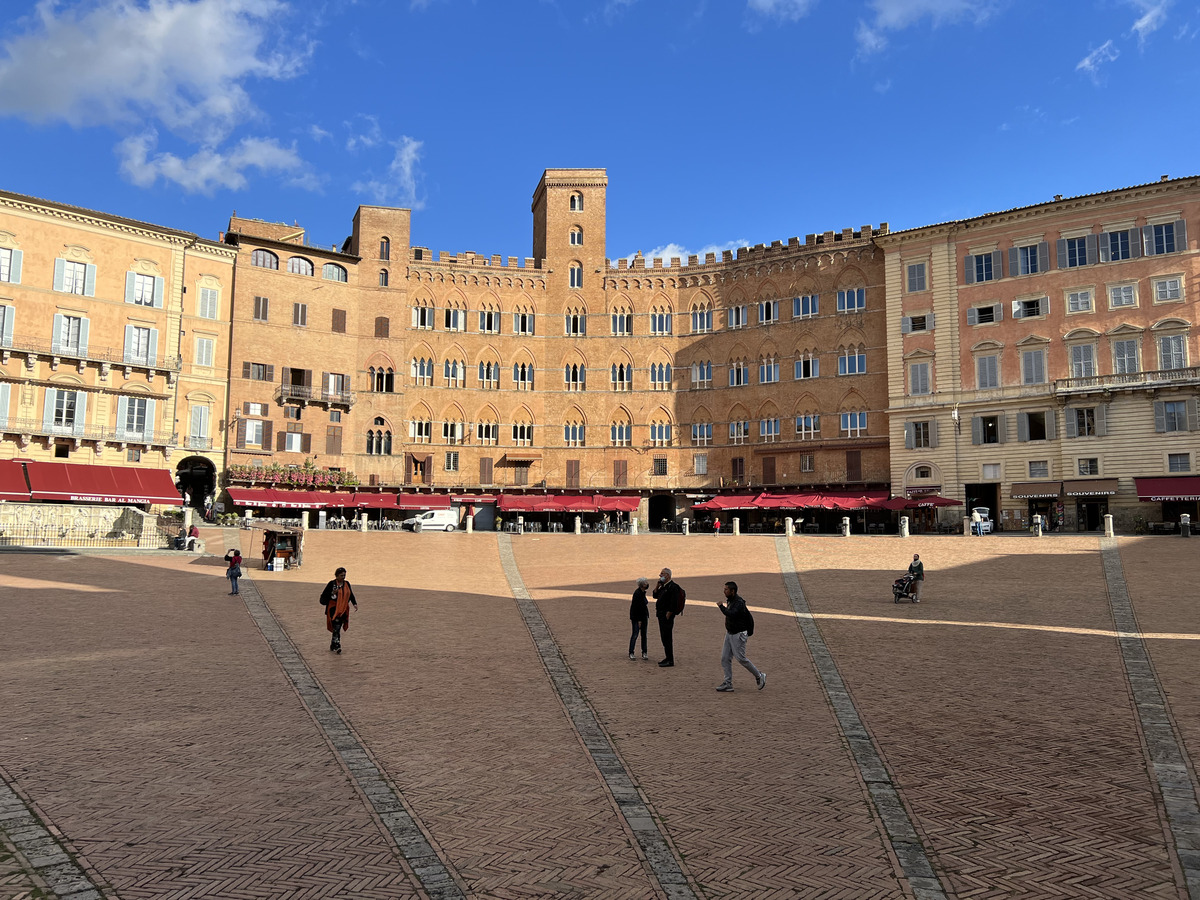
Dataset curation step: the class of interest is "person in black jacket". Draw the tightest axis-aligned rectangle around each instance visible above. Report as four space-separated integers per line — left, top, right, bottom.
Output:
652 567 683 667
628 577 650 660
320 567 358 654
716 581 765 692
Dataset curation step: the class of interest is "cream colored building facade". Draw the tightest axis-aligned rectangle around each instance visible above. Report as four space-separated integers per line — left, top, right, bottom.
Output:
0 189 235 504
883 175 1200 532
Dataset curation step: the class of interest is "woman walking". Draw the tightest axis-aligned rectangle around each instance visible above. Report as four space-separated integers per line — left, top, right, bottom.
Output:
628 577 650 660
225 548 243 595
320 567 358 654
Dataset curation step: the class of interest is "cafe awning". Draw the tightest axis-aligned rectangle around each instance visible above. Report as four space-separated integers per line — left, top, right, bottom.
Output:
1062 479 1120 497
1135 476 1200 502
498 495 558 512
25 461 181 505
693 494 761 511
1010 481 1063 499
754 492 822 509
393 494 452 510
0 460 30 501
594 495 640 512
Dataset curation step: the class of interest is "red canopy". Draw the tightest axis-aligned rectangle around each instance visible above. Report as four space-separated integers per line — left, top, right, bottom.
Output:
25 461 181 505
693 494 761 511
866 496 913 510
594 495 640 512
393 494 452 510
347 492 395 508
1135 476 1200 501
0 460 30 501
911 495 963 508
753 492 822 509
498 495 559 512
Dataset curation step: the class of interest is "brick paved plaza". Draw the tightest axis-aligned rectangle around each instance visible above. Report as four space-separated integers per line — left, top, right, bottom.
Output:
3 530 1200 899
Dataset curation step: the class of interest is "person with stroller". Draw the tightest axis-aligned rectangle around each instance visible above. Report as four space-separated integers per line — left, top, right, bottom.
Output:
907 553 924 602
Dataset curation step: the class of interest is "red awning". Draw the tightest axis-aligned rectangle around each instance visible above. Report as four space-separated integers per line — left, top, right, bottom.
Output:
347 492 395 508
269 490 331 508
25 462 181 505
808 490 890 510
453 494 498 503
226 487 277 508
693 494 761 511
754 492 822 509
394 494 452 510
910 495 964 508
594 495 640 512
314 492 356 507
0 460 30 501
866 496 913 510
1135 477 1200 502
498 495 558 512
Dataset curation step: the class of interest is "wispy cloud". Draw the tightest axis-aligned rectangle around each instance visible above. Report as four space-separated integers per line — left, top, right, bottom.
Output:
351 136 425 209
1076 39 1119 80
309 124 332 142
345 114 384 151
746 0 818 22
1127 0 1170 45
0 0 311 192
856 0 1000 55
117 131 314 194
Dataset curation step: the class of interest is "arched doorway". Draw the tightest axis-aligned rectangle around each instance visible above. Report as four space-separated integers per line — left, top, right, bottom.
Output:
175 456 216 515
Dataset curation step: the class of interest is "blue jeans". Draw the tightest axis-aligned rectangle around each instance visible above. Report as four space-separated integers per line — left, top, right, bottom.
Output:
228 576 239 594
629 617 648 655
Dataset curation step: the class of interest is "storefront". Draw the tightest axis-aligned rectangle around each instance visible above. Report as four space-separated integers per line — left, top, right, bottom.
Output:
1062 479 1119 531
1010 481 1063 531
1134 476 1200 525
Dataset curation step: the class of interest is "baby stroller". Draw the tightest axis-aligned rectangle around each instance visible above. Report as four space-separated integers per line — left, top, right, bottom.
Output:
892 573 919 603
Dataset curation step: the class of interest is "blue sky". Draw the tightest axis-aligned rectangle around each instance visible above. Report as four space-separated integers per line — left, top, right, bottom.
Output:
0 0 1196 262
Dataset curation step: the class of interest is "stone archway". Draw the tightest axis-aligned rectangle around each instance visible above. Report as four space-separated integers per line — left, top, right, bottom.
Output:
175 456 216 515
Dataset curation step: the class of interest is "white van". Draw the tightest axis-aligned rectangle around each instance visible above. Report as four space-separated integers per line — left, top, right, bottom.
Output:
402 509 460 532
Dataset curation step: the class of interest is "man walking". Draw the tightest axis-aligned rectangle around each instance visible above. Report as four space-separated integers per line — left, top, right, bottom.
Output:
716 581 765 692
908 553 924 602
320 566 358 654
652 567 684 667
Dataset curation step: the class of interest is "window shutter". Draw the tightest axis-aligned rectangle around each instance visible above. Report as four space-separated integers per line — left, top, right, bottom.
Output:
8 250 20 284
967 307 978 326
997 413 1007 443
1096 404 1108 436
900 316 912 334
236 418 247 448
1017 412 1029 442
1056 239 1066 269
84 264 96 297
1065 408 1078 438
1189 398 1199 432
1099 232 1111 263
53 259 65 292
115 396 129 439
404 454 413 483
303 369 311 387
480 456 492 484
125 272 136 303
1085 234 1098 263
147 329 158 366
266 365 275 382
332 309 346 333
123 325 135 363
928 313 936 330
0 383 9 430
301 433 311 453
1038 296 1048 317
989 250 1002 279
0 305 12 346
242 362 251 379
276 430 286 451
971 416 983 445
78 319 89 355
262 421 272 448
281 367 292 387
1045 409 1056 440
904 422 914 449
42 389 55 430
144 399 156 440
1037 241 1049 272
423 455 432 485
1128 228 1142 259
994 303 1003 322
152 276 164 308
74 392 88 436
51 313 64 352
1176 218 1188 252
964 255 975 284
1142 225 1155 256
1012 300 1023 319
1154 401 1166 432
1008 247 1019 277
929 418 938 448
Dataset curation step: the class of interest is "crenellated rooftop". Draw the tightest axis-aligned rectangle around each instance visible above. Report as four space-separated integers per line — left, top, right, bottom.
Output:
409 247 544 269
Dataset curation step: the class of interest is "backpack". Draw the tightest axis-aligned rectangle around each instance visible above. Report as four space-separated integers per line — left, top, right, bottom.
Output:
675 585 686 616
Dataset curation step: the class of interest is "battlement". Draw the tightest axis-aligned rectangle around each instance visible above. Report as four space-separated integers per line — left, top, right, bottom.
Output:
604 223 889 272
411 248 544 270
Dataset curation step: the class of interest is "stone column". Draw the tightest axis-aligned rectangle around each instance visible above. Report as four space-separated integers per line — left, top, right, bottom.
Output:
1104 514 1114 537
784 517 794 536
899 516 909 538
732 516 740 536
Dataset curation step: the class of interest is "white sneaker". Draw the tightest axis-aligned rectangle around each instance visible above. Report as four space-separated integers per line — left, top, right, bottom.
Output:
641 653 648 660
757 672 767 691
716 683 734 692
628 653 635 660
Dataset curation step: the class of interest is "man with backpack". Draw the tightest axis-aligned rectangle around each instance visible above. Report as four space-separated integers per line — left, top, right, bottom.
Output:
715 581 765 692
652 567 685 667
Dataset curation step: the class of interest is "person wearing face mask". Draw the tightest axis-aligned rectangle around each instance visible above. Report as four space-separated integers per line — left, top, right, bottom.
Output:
652 567 685 667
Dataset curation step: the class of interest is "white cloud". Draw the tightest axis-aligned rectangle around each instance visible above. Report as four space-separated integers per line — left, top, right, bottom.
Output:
1127 0 1170 45
0 0 305 142
309 124 332 142
856 0 999 54
1076 39 1119 79
616 239 750 266
746 0 817 22
351 136 425 209
117 131 313 193
345 115 384 151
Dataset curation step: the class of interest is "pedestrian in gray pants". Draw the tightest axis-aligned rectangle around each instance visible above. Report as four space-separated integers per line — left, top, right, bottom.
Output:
715 581 765 692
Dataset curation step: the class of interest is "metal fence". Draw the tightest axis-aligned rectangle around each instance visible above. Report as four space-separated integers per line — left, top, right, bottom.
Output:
0 523 176 550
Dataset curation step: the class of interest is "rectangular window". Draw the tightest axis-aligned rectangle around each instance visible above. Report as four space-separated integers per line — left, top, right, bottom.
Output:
801 453 814 473
284 406 301 420
759 359 779 384
795 414 820 439
690 307 713 333
1028 460 1049 478
977 415 1001 444
195 337 214 367
1017 244 1041 275
730 457 745 483
60 260 88 295
652 457 668 476
245 419 264 447
977 355 999 389
1079 457 1100 475
253 295 269 322
1070 345 1096 378
1024 410 1049 441
1158 400 1188 433
793 294 818 319
1106 230 1131 261
332 308 347 333
693 453 708 475
189 406 210 442
794 355 819 380
413 306 434 329
972 253 994 283
728 363 748 387
983 463 1001 479
729 305 747 329
1063 236 1089 268
838 351 866 375
1160 334 1186 370
1113 339 1138 374
970 304 997 325
197 287 218 319
479 310 500 333
1109 284 1136 308
445 308 465 332
912 421 932 448
690 361 712 388
1067 290 1092 313
1168 453 1191 473
127 326 151 364
1155 277 1182 302
330 410 342 422
837 288 865 312
1074 407 1097 437
123 396 147 436
513 312 534 335
127 449 141 462
1150 222 1179 256
1021 349 1045 385
906 262 927 292
910 362 930 395
691 423 712 446
729 421 750 444
840 411 866 437
0 248 15 283
758 300 779 324
759 418 780 442
1015 297 1046 318
248 363 269 381
130 273 155 306
57 315 83 353
292 303 307 326
445 451 459 472
907 315 929 332
284 432 303 452
246 402 267 416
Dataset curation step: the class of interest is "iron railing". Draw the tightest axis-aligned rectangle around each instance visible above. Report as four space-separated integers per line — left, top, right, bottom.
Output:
276 385 356 407
1 337 182 372
0 416 177 447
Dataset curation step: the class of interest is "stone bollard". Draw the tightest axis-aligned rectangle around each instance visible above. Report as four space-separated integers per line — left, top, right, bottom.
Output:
963 516 972 536
630 518 639 536
784 516 794 536
733 517 741 536
1104 514 1114 538
840 516 850 537
1182 513 1192 538
517 515 524 535
466 515 473 534
899 516 909 538
574 515 581 535
359 513 367 532
682 519 689 536
1033 514 1043 537
183 507 194 529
